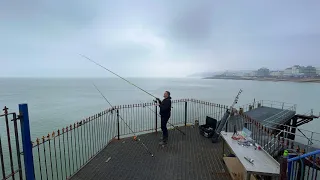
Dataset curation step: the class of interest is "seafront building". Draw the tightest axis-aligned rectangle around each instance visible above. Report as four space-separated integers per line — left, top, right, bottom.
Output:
214 65 318 78
316 67 320 75
270 71 283 77
273 65 317 77
283 65 304 77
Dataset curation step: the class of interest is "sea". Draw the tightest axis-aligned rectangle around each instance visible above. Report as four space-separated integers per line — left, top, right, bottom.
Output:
0 77 319 140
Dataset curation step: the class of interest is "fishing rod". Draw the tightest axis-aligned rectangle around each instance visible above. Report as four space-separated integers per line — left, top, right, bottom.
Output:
212 89 243 143
93 83 154 157
142 101 186 135
81 54 157 99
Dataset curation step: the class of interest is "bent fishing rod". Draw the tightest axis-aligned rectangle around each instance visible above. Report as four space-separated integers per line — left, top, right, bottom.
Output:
142 101 186 135
81 54 158 99
93 83 154 157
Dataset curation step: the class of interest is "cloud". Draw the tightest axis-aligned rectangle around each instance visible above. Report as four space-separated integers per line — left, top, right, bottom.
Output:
0 0 320 77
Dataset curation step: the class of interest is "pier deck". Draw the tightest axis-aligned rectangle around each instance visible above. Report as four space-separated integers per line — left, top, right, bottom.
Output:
70 126 231 180
227 106 296 132
243 106 296 127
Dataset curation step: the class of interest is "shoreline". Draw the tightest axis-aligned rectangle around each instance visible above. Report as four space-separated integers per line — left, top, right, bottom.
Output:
203 77 320 83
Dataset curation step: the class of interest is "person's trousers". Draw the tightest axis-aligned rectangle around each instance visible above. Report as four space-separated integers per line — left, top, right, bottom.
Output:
161 116 169 141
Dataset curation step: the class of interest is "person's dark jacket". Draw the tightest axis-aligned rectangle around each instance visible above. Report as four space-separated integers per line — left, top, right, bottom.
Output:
158 97 172 118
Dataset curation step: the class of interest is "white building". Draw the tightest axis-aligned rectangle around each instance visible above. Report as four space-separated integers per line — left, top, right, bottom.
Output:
283 68 293 76
317 67 320 75
270 71 283 77
292 66 300 74
283 65 304 77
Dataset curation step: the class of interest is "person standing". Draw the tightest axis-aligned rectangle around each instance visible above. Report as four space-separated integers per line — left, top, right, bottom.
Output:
156 91 172 145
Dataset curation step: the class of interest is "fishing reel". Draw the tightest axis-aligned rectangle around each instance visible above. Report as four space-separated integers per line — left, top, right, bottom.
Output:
133 136 138 141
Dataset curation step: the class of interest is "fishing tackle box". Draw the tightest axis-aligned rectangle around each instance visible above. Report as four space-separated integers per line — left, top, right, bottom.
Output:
199 116 218 138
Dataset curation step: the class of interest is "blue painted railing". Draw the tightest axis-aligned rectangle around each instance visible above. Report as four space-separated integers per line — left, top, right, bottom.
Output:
19 104 35 180
281 149 320 180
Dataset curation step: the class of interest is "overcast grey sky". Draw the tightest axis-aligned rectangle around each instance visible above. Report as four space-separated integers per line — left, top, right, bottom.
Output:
1 0 319 77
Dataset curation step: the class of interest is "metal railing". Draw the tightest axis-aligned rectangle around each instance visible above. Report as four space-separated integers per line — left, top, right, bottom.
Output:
280 150 320 180
239 100 297 112
237 104 319 157
30 99 228 180
0 99 318 180
237 102 320 180
0 107 23 179
0 104 34 180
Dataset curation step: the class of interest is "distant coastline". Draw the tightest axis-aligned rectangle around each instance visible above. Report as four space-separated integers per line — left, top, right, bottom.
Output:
203 76 320 83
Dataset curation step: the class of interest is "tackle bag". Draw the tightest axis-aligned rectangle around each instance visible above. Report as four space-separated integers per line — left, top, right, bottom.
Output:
199 116 218 138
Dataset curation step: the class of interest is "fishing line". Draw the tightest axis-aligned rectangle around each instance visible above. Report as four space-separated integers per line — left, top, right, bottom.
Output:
93 83 154 157
142 101 186 135
81 54 157 99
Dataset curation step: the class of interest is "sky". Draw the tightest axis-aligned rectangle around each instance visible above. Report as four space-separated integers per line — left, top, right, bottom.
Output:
0 0 320 77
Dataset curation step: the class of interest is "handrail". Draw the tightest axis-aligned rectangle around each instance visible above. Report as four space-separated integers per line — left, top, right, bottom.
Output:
238 100 296 110
248 120 320 145
239 108 320 155
28 98 231 180
258 118 320 135
237 103 320 136
260 100 297 106
262 107 295 123
298 129 313 145
263 130 283 149
288 149 320 162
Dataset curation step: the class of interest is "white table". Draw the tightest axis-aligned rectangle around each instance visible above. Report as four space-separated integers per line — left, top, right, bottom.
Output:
221 131 280 180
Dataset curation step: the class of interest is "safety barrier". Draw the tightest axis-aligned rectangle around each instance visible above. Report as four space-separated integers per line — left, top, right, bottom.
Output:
280 149 320 180
30 99 228 180
239 99 297 112
0 99 318 180
238 102 320 159
0 104 34 180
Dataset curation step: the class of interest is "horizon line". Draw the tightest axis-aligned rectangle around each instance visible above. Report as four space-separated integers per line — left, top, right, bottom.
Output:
0 76 195 79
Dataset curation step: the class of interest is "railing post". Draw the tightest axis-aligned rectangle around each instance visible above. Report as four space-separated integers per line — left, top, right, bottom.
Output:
280 156 288 180
225 107 229 132
117 109 120 140
155 101 158 133
184 101 187 126
19 104 35 180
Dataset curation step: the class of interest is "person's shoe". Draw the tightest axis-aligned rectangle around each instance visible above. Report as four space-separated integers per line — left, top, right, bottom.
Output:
160 136 168 140
159 141 167 145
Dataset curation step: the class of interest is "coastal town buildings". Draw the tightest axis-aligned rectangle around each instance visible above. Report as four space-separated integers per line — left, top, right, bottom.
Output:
283 65 317 77
213 65 318 78
283 68 293 76
257 68 270 77
283 65 304 77
301 66 317 77
270 71 283 77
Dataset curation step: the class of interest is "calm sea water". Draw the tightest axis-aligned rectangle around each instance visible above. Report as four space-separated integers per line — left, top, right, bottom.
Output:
0 77 319 141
